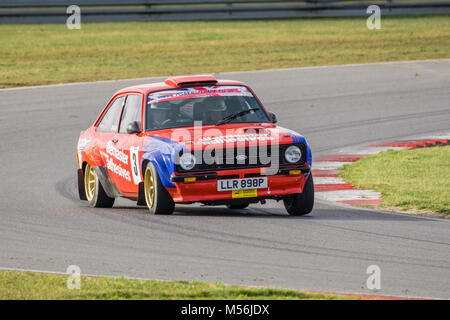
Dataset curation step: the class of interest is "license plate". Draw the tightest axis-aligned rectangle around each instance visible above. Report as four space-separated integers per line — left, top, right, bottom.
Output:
217 177 267 191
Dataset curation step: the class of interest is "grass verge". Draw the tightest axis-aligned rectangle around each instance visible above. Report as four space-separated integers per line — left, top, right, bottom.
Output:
0 270 355 300
339 145 450 216
1 15 450 88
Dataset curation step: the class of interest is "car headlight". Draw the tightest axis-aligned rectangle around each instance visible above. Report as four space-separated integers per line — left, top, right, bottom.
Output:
285 146 302 163
179 153 196 170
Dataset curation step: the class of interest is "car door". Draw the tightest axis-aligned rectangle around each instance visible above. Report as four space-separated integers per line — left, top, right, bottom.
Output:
96 95 126 188
115 93 144 196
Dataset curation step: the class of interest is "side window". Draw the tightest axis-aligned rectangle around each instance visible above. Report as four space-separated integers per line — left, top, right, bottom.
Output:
119 94 143 133
97 96 124 133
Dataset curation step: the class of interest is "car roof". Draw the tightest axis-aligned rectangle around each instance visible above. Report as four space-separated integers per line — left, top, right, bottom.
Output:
115 75 248 95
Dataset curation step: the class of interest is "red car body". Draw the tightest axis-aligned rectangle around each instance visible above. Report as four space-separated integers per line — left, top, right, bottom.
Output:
77 75 313 215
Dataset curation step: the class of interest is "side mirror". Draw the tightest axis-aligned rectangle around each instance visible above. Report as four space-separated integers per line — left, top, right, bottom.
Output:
126 121 141 134
268 112 277 124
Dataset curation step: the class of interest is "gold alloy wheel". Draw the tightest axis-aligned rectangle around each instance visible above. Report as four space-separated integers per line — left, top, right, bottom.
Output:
144 166 155 208
84 164 96 202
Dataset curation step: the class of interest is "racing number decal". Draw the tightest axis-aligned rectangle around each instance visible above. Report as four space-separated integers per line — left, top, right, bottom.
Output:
130 146 141 185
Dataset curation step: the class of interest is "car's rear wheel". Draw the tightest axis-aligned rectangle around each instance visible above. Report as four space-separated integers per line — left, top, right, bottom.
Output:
84 163 115 208
144 163 175 215
226 204 249 210
283 173 314 216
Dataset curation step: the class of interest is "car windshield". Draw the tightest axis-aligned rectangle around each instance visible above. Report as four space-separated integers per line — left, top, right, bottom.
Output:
145 86 270 131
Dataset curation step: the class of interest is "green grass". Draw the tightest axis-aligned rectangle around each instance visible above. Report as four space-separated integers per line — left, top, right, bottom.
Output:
1 15 449 88
0 270 355 300
339 145 450 216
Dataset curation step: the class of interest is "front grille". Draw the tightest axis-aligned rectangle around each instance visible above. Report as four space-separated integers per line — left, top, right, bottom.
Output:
176 143 306 173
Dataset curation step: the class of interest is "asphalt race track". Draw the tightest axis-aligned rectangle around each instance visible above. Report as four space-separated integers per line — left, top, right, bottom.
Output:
1 60 449 299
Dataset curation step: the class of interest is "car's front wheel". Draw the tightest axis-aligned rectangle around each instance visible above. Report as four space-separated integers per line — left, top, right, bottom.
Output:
144 163 175 215
84 163 115 208
283 173 314 216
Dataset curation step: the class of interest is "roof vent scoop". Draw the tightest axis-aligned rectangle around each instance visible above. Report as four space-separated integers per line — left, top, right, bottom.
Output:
165 75 218 88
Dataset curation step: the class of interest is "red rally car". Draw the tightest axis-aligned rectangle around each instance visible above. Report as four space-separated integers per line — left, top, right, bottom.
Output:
77 75 314 215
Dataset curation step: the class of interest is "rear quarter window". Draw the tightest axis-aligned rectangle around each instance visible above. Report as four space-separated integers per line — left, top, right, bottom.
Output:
97 96 125 133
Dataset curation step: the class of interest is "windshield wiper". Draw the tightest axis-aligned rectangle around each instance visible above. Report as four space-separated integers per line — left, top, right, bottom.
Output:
215 108 260 126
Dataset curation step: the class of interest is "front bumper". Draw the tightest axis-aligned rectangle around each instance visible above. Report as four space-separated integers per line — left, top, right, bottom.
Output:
168 165 310 203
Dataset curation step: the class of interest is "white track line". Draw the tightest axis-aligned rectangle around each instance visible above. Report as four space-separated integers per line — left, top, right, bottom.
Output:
314 177 348 185
312 161 348 170
428 135 450 140
336 147 408 155
316 190 381 201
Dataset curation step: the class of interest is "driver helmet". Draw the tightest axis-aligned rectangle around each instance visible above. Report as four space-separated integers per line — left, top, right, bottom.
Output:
207 98 227 112
151 101 172 126
206 98 227 123
151 101 172 110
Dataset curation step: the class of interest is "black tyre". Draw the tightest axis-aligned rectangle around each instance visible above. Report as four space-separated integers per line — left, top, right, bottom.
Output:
283 173 314 216
226 204 249 210
144 162 175 215
84 164 115 208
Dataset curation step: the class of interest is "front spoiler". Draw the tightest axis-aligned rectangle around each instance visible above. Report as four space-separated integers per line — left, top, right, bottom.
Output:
170 165 310 182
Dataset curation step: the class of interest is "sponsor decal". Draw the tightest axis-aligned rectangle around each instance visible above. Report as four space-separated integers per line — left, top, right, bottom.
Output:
106 141 128 165
106 155 131 182
148 86 253 104
198 133 274 145
78 138 91 150
103 141 131 182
